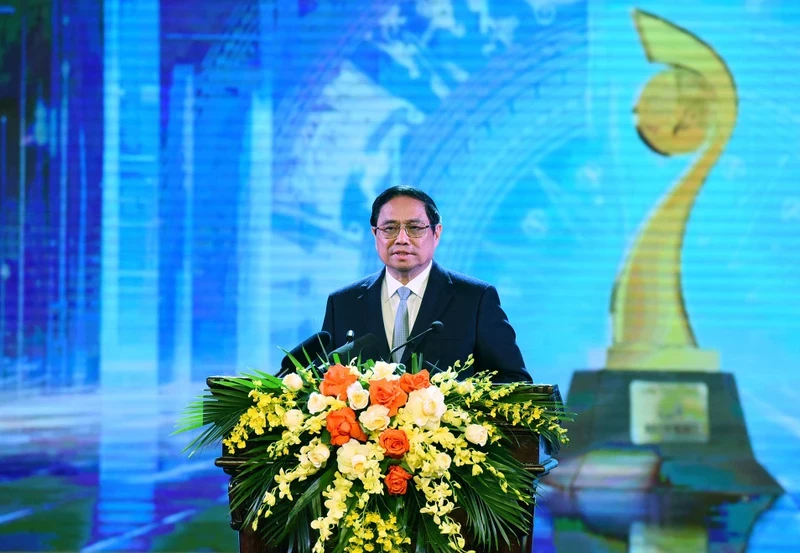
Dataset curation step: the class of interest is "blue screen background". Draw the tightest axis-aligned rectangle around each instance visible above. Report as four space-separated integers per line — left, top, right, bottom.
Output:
1 0 799 551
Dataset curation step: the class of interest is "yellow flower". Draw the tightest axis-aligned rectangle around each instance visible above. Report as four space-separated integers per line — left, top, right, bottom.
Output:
430 427 458 449
456 381 474 395
323 498 347 519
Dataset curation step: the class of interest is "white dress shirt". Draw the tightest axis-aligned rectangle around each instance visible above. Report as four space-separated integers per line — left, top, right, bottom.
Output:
381 261 434 349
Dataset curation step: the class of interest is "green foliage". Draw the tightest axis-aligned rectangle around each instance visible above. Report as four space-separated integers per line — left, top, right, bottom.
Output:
176 355 570 553
175 369 283 456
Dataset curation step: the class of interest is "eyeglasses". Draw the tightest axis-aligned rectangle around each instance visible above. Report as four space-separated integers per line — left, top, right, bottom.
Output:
373 223 432 239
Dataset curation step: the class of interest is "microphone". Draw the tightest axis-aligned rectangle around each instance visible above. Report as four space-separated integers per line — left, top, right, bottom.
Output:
389 321 444 359
278 331 331 377
327 333 384 365
345 330 355 344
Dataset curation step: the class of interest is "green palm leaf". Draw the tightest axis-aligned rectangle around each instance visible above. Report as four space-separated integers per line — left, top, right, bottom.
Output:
175 358 569 553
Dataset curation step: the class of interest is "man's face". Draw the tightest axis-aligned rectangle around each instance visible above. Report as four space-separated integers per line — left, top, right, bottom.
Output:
373 196 442 284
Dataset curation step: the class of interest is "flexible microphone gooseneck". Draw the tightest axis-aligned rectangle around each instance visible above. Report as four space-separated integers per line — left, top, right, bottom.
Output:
389 320 444 358
327 333 384 364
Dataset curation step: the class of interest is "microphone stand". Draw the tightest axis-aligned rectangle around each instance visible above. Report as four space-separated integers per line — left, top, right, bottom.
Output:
389 321 443 359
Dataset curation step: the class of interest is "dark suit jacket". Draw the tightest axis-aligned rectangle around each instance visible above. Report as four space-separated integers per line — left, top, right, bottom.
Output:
321 261 531 383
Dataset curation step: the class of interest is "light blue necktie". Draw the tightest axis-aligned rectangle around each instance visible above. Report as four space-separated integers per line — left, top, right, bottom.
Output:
392 287 412 363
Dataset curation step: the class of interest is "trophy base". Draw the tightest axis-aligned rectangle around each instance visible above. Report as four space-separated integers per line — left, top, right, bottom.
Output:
544 487 778 553
549 369 781 495
606 345 721 371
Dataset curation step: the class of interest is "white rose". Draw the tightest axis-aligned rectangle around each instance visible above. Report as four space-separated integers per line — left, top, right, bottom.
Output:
336 439 374 476
282 373 304 392
405 386 447 430
283 409 305 430
347 382 370 411
307 392 328 414
369 361 400 381
434 452 452 473
465 424 488 447
306 444 331 468
358 404 391 432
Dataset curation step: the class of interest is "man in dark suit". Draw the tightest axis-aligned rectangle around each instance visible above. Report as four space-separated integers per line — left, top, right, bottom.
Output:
322 186 530 383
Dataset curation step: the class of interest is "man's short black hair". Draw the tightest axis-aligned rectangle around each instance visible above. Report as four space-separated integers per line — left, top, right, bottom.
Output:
370 186 442 227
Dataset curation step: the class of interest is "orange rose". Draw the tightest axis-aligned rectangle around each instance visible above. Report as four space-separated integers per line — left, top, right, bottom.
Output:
379 429 410 459
369 379 407 417
399 370 431 394
320 364 357 400
384 465 413 495
326 407 368 445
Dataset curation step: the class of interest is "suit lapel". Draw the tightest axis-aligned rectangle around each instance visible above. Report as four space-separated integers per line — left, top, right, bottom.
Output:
360 269 391 358
402 261 453 364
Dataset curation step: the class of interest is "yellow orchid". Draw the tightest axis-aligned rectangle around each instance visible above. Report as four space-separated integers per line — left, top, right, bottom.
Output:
182 353 569 553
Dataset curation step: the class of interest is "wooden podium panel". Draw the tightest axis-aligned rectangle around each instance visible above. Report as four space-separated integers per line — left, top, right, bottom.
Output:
210 384 562 553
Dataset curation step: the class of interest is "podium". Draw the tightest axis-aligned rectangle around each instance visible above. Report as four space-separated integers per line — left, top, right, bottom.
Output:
207 380 563 553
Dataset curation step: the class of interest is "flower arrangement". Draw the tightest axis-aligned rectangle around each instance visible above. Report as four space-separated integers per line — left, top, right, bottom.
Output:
178 355 568 553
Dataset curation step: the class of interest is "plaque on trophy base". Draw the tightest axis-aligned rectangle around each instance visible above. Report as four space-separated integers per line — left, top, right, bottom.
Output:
552 369 781 495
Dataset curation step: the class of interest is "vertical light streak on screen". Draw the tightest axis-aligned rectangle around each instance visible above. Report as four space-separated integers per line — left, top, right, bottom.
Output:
101 0 120 385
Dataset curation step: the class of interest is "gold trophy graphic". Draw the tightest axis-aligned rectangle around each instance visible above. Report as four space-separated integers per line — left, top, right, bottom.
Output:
555 10 781 501
606 8 731 374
